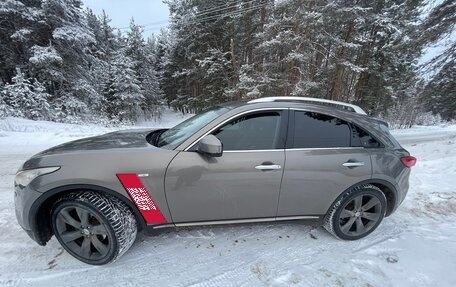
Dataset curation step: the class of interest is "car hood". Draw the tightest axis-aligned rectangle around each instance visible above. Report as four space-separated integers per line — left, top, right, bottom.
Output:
34 128 160 157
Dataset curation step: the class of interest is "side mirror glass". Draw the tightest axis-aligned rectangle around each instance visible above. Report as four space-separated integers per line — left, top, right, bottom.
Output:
197 135 223 157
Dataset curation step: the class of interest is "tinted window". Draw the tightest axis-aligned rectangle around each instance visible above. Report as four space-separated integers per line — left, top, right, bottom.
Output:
378 123 398 147
351 125 381 148
213 112 282 150
293 111 350 148
157 106 229 149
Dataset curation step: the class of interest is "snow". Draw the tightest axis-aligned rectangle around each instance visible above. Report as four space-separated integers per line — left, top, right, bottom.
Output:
10 28 32 41
0 116 455 286
29 45 63 66
53 26 95 44
391 124 456 144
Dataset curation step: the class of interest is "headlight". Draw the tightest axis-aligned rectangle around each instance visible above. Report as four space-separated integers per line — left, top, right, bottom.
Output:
14 167 60 187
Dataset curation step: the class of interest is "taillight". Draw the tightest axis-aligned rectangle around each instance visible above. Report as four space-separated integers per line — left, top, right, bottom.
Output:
401 156 417 168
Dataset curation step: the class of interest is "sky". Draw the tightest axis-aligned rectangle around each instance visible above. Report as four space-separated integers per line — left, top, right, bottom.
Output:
82 0 170 37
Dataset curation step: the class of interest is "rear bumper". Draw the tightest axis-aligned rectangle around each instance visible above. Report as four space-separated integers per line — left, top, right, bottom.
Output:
387 167 411 216
397 170 411 205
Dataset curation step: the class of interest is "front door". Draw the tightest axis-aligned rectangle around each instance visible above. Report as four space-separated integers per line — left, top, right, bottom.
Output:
165 110 287 223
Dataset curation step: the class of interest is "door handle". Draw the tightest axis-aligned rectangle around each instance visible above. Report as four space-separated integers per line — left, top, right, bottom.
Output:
342 161 365 168
255 164 282 171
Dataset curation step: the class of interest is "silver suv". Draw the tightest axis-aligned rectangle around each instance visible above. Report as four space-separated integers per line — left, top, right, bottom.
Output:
14 97 416 265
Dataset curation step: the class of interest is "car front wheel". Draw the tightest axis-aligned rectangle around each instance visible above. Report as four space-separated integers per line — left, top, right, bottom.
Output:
51 192 137 265
324 184 387 240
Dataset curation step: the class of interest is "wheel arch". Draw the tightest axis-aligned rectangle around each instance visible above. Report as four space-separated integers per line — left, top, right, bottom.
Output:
326 179 398 218
29 184 146 246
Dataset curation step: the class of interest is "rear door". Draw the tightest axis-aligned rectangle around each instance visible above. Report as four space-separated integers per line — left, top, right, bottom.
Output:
165 109 288 223
277 110 372 217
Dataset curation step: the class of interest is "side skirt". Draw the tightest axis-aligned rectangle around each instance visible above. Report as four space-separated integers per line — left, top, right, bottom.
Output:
146 215 323 232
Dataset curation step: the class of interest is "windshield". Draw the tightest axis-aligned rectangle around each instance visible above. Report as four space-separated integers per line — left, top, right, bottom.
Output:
157 106 229 149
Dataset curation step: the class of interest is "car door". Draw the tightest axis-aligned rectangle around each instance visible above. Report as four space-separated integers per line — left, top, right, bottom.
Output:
165 109 288 223
277 110 373 217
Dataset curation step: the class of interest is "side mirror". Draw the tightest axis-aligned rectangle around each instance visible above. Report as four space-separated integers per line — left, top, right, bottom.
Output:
197 135 223 157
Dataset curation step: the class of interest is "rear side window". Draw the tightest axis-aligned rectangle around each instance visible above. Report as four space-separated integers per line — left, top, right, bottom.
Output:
351 125 382 148
292 111 351 148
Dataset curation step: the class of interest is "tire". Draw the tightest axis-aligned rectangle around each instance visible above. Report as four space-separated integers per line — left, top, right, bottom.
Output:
324 184 386 240
51 192 137 265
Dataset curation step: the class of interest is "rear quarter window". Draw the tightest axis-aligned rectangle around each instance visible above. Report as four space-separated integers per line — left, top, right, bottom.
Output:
378 123 400 148
351 125 382 148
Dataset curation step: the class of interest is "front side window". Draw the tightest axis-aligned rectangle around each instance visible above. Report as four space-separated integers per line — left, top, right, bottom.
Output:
292 111 351 148
213 112 282 150
157 106 229 149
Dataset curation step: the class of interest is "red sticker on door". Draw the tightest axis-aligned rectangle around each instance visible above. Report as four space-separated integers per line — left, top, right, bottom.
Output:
117 174 167 224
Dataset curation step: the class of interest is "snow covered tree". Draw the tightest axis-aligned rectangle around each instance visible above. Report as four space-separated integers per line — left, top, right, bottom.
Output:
420 0 456 120
153 28 180 108
161 0 425 118
0 0 45 84
0 0 452 124
162 0 242 112
28 44 64 90
423 62 455 120
1 69 51 120
102 51 144 123
125 19 163 118
0 101 14 119
99 10 119 56
0 1 164 123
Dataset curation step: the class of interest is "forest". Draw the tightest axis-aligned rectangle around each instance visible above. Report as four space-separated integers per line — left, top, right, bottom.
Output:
0 0 454 127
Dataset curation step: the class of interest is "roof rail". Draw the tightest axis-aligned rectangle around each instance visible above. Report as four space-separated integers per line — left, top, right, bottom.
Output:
247 96 367 115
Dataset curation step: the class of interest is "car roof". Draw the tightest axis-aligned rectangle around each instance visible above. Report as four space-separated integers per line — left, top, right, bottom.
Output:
220 98 368 121
247 96 367 114
221 96 362 113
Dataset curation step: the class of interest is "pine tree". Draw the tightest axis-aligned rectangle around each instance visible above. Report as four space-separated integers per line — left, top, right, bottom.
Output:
1 69 51 120
99 10 118 56
421 0 456 120
154 28 179 108
161 0 425 118
124 19 163 117
423 61 455 120
0 0 45 85
103 50 144 123
1 0 452 124
0 82 14 118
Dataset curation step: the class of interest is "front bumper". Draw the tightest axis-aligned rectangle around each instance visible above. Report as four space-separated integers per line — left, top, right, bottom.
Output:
14 183 43 244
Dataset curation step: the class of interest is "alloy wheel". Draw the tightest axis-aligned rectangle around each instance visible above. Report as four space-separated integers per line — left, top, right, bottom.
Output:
54 206 110 260
338 194 382 237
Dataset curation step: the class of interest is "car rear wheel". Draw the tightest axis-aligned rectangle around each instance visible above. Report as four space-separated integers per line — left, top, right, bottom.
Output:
324 184 386 240
51 192 137 265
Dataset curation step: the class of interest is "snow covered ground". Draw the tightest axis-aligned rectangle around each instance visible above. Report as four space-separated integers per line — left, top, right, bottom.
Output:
0 115 455 287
